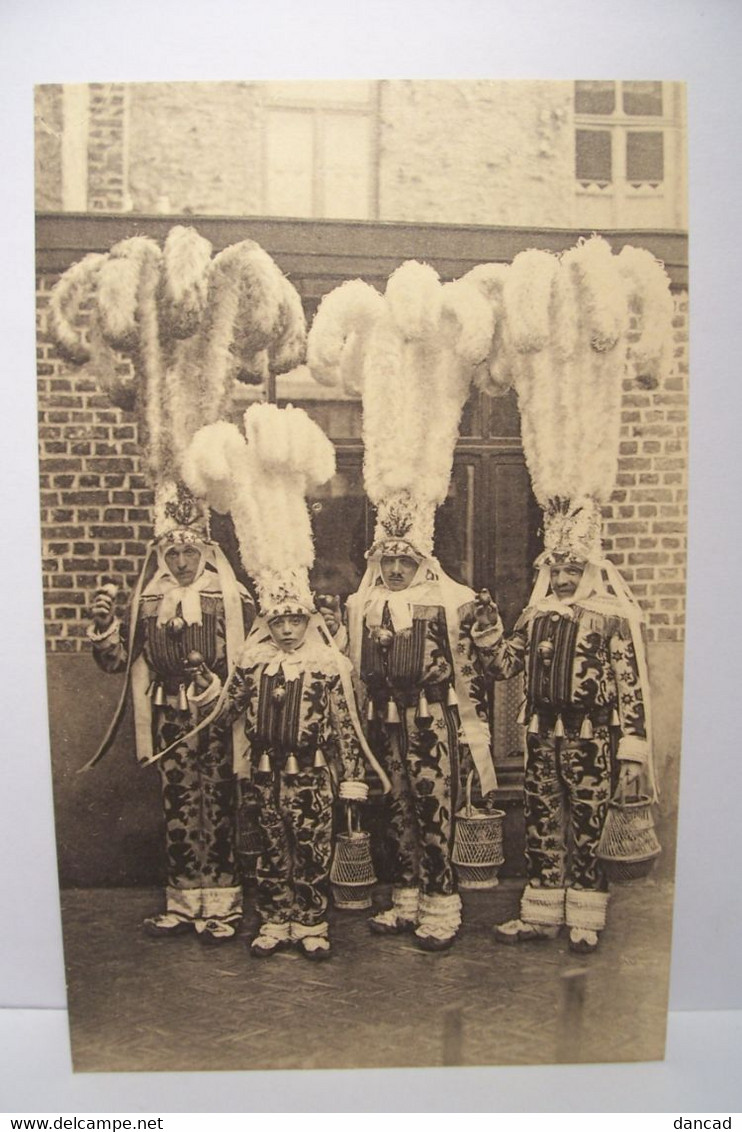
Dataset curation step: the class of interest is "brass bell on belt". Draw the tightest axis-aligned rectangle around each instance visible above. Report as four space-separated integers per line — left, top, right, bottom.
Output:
553 714 566 739
579 715 594 740
177 684 189 712
257 751 272 774
285 753 299 775
415 690 433 727
385 700 401 726
527 712 540 735
446 685 459 709
366 699 376 723
152 683 165 707
313 749 327 769
610 707 621 728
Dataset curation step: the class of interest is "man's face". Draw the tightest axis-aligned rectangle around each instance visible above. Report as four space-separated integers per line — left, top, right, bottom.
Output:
549 562 586 601
380 555 418 591
164 544 202 587
268 614 309 652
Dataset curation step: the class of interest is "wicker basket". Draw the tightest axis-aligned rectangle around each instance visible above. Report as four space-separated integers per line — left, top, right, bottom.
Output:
330 804 378 910
597 790 661 883
452 773 505 890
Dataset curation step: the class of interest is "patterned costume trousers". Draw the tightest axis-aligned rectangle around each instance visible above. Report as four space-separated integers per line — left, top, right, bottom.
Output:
252 765 334 927
524 725 613 891
374 701 461 896
158 706 240 917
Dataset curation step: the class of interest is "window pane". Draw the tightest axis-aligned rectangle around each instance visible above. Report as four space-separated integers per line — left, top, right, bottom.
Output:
575 129 612 182
623 81 663 116
574 80 615 115
626 131 664 182
309 464 369 598
322 113 373 219
264 109 314 216
436 463 475 588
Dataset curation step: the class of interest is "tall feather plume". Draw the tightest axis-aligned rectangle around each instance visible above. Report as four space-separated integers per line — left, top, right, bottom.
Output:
463 262 516 397
97 236 162 354
133 240 169 478
308 260 490 555
385 260 442 340
48 228 308 511
159 225 213 341
46 253 106 365
268 274 308 376
213 242 306 384
87 311 137 413
617 244 675 382
416 278 493 503
181 419 250 516
184 405 335 611
306 278 385 394
465 236 673 551
504 248 559 353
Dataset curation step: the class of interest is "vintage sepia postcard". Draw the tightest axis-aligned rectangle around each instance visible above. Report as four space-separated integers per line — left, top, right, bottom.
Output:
34 79 688 1073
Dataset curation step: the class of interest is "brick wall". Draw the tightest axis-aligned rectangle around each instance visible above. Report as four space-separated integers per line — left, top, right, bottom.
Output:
37 274 151 653
88 84 127 212
37 267 689 652
603 291 689 643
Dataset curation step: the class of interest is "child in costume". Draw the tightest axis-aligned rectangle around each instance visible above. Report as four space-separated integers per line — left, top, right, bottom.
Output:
307 260 498 951
180 404 387 961
461 237 671 952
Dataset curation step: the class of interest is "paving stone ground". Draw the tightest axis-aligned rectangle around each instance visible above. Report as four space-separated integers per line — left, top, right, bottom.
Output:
60 877 673 1073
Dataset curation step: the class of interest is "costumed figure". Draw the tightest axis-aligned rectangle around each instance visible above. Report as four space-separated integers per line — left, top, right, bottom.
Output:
179 403 390 961
307 260 498 951
49 225 307 940
463 236 672 953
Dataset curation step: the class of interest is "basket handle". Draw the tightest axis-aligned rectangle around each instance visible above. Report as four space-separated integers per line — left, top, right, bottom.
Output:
346 801 362 836
614 774 643 805
465 770 474 818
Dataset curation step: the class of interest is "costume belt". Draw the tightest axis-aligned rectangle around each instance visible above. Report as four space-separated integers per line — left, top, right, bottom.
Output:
528 705 615 738
368 681 449 710
252 745 328 776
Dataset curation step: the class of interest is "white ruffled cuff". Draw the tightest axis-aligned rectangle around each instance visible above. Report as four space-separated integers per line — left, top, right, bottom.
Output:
521 884 566 926
86 617 121 645
339 780 369 802
565 888 609 932
470 619 504 647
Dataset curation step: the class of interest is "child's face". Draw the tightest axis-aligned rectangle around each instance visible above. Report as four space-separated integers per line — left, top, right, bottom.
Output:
268 614 309 651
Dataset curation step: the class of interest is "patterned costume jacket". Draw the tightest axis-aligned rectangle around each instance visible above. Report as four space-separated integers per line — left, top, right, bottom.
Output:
351 596 494 897
477 601 648 890
90 584 255 922
215 653 366 926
